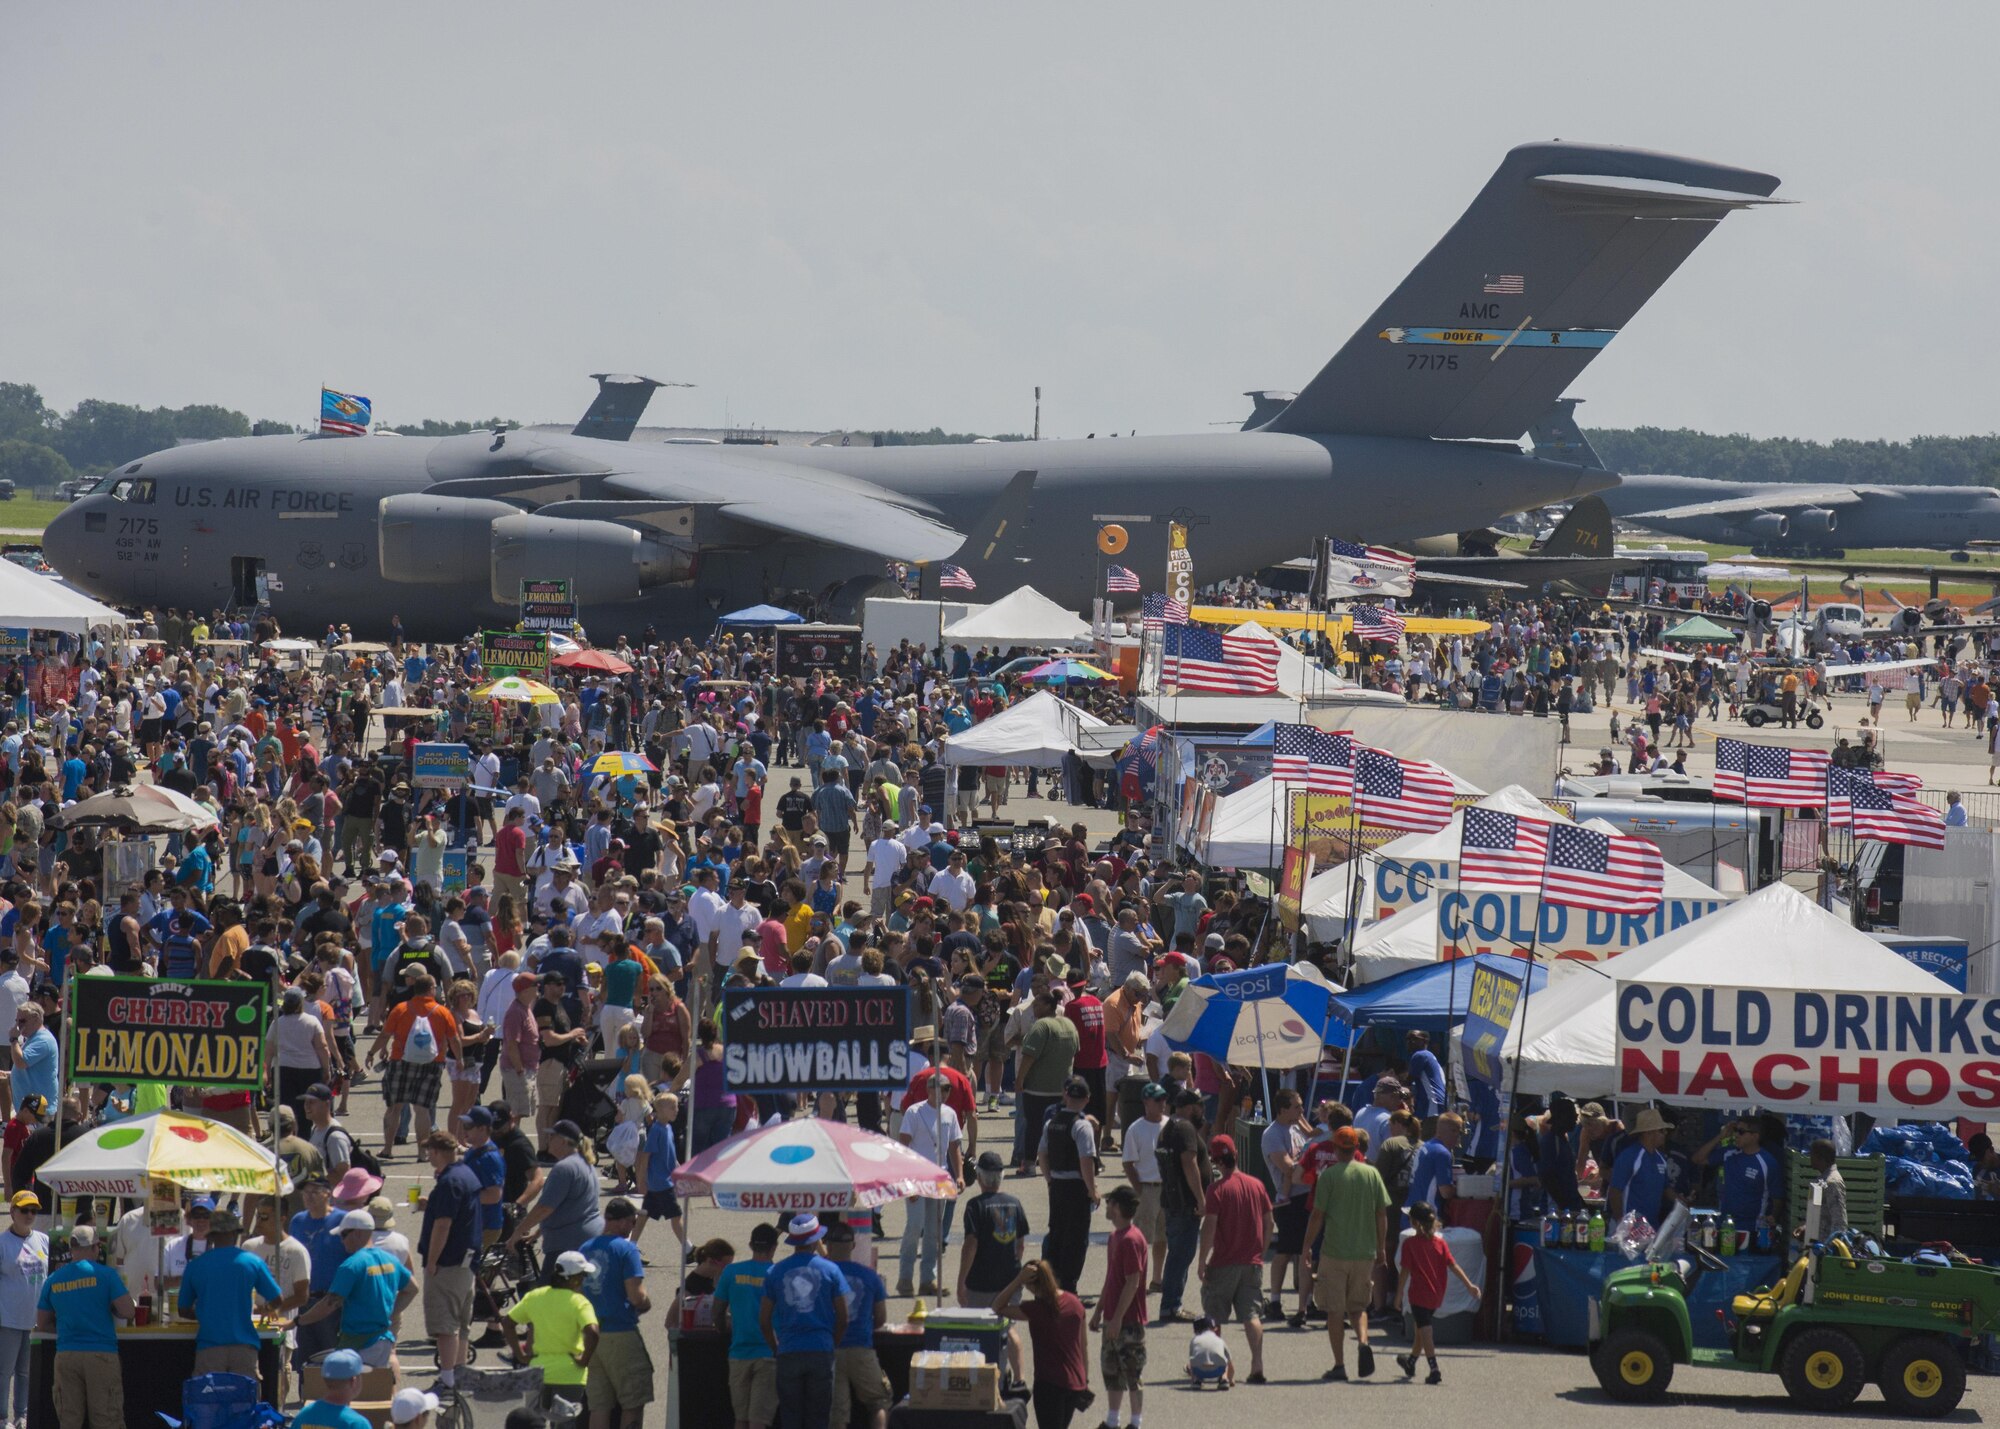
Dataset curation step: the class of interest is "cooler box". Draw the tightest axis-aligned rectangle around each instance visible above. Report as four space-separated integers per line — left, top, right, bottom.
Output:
921 1310 1009 1365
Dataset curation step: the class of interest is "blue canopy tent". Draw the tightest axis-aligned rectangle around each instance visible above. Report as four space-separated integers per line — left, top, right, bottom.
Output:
716 603 804 627
1327 954 1549 1040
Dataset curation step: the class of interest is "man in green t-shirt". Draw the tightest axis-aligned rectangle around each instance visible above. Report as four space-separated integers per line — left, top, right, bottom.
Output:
1015 991 1080 1175
1301 1126 1390 1382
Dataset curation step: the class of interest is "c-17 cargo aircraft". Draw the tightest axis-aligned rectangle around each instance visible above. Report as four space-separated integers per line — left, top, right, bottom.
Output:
46 142 1782 640
1595 473 2000 556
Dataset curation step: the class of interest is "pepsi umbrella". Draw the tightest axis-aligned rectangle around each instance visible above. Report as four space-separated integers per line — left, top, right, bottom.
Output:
1159 961 1349 1070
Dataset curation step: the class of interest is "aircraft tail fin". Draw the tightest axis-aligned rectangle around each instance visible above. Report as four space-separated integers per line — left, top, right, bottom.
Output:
572 374 666 441
1262 142 1784 441
1240 391 1298 431
1527 397 1605 470
1535 494 1612 559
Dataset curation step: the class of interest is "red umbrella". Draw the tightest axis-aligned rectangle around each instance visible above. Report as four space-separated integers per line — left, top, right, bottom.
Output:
551 648 633 675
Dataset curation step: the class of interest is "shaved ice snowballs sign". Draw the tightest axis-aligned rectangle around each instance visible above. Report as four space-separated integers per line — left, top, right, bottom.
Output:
722 986 911 1094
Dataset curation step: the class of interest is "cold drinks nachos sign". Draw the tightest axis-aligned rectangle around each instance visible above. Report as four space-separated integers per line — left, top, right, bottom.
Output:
69 976 270 1090
721 987 911 1093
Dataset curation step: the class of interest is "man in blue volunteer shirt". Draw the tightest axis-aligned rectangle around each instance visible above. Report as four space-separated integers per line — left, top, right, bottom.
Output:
1698 1118 1780 1237
825 1220 891 1429
293 1346 374 1429
761 1213 851 1429
178 1207 286 1377
1609 1109 1674 1229
1404 1030 1445 1121
715 1222 779 1429
36 1222 133 1427
579 1197 652 1429
298 1209 418 1368
290 1173 345 1368
1406 1113 1460 1211
459 1107 508 1245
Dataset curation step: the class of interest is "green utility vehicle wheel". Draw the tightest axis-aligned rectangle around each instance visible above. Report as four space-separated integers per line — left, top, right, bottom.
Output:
1779 1326 1866 1410
1592 1328 1674 1403
1877 1335 1966 1418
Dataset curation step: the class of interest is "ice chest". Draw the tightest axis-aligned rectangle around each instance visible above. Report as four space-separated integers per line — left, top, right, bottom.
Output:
908 1361 1002 1412
921 1309 1009 1364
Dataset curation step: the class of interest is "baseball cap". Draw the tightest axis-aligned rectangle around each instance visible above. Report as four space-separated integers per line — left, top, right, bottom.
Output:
392 1388 442 1425
1203 932 1225 951
1331 1126 1362 1153
1207 1134 1236 1161
459 1106 494 1128
551 1119 584 1142
318 1349 365 1382
1063 1076 1089 1099
8 1191 38 1211
190 1196 217 1214
1141 1082 1167 1101
974 1151 1005 1175
338 1209 376 1233
69 1224 98 1248
512 973 539 991
303 1082 334 1104
555 1250 592 1277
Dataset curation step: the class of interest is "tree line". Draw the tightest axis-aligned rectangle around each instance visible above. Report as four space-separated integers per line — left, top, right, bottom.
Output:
1 379 1992 490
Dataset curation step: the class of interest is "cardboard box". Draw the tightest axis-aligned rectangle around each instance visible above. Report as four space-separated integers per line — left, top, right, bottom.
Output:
302 1365 399 1402
908 1362 1001 1412
351 1404 393 1429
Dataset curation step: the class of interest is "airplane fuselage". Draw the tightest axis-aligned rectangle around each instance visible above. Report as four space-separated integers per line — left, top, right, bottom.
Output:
1603 474 2000 553
45 428 1609 640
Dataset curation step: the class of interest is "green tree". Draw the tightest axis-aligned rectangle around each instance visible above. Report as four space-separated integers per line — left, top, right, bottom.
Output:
51 400 182 471
0 440 72 490
166 404 251 442
871 428 1027 446
0 384 52 445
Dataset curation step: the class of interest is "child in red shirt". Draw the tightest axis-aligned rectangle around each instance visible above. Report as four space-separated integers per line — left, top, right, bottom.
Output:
1394 1200 1482 1384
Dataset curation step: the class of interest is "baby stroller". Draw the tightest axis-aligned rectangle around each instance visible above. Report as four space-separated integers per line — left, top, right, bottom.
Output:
556 1055 626 1148
471 1216 541 1360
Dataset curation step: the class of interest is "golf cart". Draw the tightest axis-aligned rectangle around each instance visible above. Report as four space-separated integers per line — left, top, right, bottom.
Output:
1740 697 1824 730
1589 1201 2000 1415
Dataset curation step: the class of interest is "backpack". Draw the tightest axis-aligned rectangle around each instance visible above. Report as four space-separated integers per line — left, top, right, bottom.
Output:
347 1139 383 1178
403 1014 440 1065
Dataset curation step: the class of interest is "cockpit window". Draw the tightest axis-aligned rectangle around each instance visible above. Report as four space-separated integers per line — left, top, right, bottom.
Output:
109 478 156 504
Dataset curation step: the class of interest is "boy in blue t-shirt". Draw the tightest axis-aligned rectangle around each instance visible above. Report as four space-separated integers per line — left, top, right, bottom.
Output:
635 1090 683 1252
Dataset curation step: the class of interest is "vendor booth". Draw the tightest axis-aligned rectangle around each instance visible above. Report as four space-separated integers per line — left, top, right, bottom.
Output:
29 1110 292 1427
940 586 1092 648
940 689 1109 767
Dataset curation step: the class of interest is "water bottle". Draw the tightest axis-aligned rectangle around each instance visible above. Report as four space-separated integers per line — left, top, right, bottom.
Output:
1588 1209 1605 1253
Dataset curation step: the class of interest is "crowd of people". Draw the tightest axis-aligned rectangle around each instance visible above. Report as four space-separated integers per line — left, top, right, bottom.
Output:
0 582 1964 1429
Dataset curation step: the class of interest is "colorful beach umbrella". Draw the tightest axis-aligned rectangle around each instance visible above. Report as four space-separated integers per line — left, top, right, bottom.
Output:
472 676 561 704
1022 658 1114 684
36 1110 293 1198
674 1118 956 1212
587 750 657 776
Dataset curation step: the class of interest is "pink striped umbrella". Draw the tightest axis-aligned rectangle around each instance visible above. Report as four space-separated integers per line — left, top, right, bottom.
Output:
674 1117 956 1213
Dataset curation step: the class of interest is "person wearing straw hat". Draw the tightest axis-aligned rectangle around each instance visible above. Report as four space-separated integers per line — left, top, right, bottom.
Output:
761 1214 851 1429
1608 1108 1675 1230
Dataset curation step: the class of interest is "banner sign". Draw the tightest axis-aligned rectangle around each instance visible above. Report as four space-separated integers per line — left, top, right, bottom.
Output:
1877 937 1969 993
1368 798 1577 914
1277 845 1314 932
481 629 550 679
773 625 864 681
0 630 29 659
1615 981 2000 1115
411 742 472 789
440 848 469 895
1166 521 1193 608
1461 960 1526 1085
519 578 576 632
1436 889 1730 963
722 986 911 1093
69 976 269 1091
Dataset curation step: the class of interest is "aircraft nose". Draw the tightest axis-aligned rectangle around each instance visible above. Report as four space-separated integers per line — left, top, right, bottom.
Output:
43 499 86 576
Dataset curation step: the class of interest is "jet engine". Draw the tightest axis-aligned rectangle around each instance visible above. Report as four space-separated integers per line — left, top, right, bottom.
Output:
1738 512 1791 541
488 513 696 606
1794 507 1838 537
378 495 521 585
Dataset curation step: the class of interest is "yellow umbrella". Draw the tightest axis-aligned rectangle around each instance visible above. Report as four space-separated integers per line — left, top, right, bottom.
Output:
472 676 561 705
36 1110 293 1197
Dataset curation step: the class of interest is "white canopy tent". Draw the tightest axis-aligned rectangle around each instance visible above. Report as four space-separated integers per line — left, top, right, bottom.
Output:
0 563 128 634
940 690 1109 768
940 587 1092 647
1476 883 1948 1099
1197 764 1485 871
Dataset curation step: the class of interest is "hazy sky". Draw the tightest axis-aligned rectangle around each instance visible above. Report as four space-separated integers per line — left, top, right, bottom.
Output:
6 6 1995 441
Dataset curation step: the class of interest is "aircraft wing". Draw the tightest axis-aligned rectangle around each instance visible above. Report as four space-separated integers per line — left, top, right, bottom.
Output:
1622 485 1874 521
1638 646 1697 664
1819 656 1932 678
603 450 965 564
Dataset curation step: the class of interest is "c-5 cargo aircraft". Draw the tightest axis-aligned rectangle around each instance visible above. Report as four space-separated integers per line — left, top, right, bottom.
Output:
46 141 1782 640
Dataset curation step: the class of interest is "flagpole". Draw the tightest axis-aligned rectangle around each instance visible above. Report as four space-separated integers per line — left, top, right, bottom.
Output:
1495 836 1554 1345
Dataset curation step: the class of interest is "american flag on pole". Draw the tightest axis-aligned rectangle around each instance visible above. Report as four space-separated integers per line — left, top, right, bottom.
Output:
1843 774 1947 849
938 564 977 590
1458 807 1553 889
1713 738 1829 808
1483 273 1525 295
1271 723 1354 793
1105 565 1142 593
1327 538 1416 571
1826 766 1919 825
1353 746 1455 832
1351 606 1407 642
1160 626 1280 695
1141 592 1189 633
1542 821 1665 913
